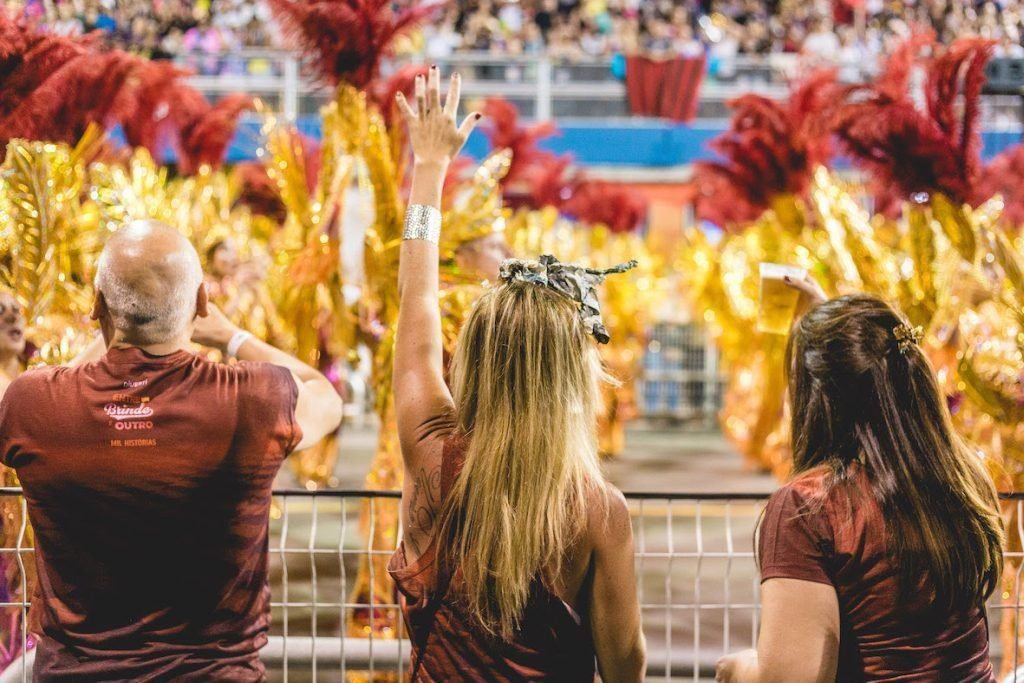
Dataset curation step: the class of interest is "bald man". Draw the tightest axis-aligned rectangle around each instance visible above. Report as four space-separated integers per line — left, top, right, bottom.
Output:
0 220 342 681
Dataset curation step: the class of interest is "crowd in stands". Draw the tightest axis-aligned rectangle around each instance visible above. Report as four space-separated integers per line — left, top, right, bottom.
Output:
423 1 1024 60
17 0 1024 77
26 0 277 74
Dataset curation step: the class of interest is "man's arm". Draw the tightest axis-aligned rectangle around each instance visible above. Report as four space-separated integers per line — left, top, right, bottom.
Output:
193 304 343 451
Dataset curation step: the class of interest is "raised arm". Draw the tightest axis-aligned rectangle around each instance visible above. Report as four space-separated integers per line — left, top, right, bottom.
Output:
192 303 343 451
393 67 480 457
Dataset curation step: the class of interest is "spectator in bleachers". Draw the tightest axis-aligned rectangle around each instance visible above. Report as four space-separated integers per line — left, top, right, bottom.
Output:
17 0 1024 77
48 2 83 37
389 69 646 682
716 281 1003 681
801 15 841 64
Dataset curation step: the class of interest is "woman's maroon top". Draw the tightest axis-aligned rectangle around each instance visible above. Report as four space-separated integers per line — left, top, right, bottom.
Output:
387 437 597 682
760 464 995 682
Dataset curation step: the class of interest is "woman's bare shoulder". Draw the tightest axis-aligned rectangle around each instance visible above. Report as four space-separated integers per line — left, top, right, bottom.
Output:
586 481 632 548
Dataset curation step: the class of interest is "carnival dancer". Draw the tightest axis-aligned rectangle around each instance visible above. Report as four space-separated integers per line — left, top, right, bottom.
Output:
387 68 646 681
0 290 32 675
0 291 23 398
0 220 342 680
716 278 1002 682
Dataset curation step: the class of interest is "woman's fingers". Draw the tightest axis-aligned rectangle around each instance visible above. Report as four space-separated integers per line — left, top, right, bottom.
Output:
415 74 427 121
784 274 828 306
458 112 483 142
427 65 442 113
444 72 461 118
395 91 416 121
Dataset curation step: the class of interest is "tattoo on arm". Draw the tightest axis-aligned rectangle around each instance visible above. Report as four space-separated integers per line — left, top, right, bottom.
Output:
406 464 442 556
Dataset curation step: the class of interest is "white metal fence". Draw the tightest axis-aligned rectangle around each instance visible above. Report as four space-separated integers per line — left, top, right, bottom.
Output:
1 490 1024 681
179 50 1024 129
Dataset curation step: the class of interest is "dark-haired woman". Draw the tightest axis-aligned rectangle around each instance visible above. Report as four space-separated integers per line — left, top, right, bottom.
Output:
716 278 1003 682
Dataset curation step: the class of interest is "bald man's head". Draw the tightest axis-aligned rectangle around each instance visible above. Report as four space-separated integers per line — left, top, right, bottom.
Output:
94 220 205 346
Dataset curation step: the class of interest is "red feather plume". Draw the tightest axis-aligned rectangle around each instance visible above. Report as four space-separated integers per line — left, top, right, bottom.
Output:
874 28 936 100
560 178 647 233
975 144 1024 227
693 69 838 227
368 64 427 126
120 60 190 153
482 97 560 188
522 153 573 210
234 161 287 223
267 0 442 89
167 88 253 174
831 36 993 204
2 49 142 147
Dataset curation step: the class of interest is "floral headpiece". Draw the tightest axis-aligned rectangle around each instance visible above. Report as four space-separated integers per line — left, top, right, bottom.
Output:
498 254 638 344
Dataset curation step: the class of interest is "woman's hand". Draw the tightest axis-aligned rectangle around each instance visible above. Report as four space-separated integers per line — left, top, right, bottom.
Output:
784 272 827 305
396 66 480 168
785 272 828 320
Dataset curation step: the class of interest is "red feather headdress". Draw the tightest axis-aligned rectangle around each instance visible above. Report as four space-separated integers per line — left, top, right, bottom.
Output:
3 49 141 147
559 178 647 234
267 0 442 89
831 36 993 205
167 88 253 174
120 60 189 154
693 69 838 227
368 63 427 126
0 14 251 173
482 96 560 189
975 144 1024 228
234 161 287 223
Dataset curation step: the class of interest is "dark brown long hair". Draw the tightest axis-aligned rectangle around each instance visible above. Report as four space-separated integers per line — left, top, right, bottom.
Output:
787 294 1002 613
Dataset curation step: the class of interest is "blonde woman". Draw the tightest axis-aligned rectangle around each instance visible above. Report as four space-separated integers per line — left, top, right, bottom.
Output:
387 68 646 681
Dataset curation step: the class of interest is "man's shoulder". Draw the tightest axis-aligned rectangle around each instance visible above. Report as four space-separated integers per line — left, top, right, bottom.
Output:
7 364 68 395
227 359 294 384
1 366 72 426
220 361 298 408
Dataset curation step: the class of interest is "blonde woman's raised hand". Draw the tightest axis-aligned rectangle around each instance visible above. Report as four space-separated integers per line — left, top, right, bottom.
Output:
396 66 481 167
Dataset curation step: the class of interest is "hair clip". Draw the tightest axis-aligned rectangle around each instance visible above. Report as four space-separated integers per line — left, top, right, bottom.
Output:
499 255 638 344
893 323 924 355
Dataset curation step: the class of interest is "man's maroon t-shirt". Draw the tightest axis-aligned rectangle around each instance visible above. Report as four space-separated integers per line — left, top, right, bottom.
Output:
759 465 995 682
0 347 302 682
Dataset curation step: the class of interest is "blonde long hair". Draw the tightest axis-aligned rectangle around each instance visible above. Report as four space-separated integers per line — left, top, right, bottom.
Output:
438 280 608 638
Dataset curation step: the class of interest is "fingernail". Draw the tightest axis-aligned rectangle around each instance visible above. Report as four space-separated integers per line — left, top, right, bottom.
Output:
431 64 437 70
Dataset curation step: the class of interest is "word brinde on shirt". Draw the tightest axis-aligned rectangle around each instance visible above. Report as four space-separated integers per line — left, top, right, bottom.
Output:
104 402 154 421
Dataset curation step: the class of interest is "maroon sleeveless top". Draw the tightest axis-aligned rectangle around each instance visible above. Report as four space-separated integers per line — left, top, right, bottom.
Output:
387 437 597 682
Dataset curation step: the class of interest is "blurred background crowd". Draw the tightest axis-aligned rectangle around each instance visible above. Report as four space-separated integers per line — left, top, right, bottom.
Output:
4 0 1024 76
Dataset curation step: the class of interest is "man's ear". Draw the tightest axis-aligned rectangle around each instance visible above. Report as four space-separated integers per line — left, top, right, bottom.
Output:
195 282 209 319
90 290 107 321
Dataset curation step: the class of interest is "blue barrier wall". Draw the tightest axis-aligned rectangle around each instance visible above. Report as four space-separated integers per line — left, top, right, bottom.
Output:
128 116 1022 168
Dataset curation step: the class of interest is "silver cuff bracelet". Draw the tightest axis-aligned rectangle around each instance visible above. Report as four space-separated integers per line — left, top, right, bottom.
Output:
403 204 442 245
